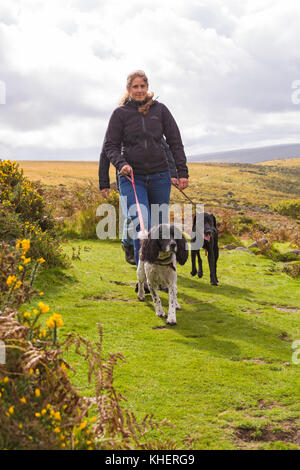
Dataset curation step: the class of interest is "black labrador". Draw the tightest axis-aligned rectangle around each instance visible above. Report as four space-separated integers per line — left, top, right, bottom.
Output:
190 212 219 285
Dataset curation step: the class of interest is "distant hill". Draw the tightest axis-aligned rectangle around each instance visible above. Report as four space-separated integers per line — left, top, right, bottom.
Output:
188 143 300 164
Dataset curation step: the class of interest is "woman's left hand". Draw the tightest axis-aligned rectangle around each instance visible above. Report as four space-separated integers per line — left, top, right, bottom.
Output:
178 178 189 190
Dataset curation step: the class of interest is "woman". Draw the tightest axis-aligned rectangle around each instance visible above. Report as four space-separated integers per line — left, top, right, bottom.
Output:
104 70 189 267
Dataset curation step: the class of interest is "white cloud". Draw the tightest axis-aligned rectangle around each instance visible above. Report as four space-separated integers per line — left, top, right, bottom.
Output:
0 0 299 160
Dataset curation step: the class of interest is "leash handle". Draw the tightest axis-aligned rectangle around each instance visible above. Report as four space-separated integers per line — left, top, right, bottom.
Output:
172 182 197 207
125 169 146 236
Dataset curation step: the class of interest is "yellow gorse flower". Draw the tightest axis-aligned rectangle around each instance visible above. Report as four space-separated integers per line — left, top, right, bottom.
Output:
38 302 50 314
20 239 30 255
46 313 64 329
40 328 47 338
79 420 87 431
6 275 16 287
53 411 61 421
13 281 22 290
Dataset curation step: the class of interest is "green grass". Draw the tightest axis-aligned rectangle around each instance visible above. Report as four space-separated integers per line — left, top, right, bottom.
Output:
23 239 300 450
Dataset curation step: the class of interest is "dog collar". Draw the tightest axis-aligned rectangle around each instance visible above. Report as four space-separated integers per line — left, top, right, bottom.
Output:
154 252 176 271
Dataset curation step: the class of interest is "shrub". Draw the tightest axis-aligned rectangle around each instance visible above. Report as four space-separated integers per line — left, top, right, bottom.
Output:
0 160 68 267
63 189 121 240
230 214 270 236
0 160 52 229
0 239 45 311
272 199 300 220
282 263 300 278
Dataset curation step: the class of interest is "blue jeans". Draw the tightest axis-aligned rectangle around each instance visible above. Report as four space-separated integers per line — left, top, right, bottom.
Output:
122 219 133 247
118 171 171 266
118 190 133 247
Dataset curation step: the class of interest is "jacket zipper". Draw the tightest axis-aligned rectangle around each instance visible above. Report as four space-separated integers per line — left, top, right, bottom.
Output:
141 115 148 150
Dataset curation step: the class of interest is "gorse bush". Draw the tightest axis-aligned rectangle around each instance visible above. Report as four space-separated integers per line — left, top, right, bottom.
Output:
0 160 51 229
0 239 46 311
0 160 68 267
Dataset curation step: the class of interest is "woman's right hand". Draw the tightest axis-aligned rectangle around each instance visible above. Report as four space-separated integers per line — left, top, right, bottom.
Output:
100 188 110 198
120 164 133 176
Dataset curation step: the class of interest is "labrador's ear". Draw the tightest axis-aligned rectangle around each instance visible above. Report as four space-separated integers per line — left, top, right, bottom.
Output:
141 237 160 263
207 213 217 229
212 214 217 228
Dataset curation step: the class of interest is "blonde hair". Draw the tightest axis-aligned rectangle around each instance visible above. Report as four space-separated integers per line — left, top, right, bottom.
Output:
119 70 154 114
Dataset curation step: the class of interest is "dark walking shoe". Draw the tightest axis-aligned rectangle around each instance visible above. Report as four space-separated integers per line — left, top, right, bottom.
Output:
122 243 135 265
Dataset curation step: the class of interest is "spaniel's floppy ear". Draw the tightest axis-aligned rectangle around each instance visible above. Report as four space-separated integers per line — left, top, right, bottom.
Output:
176 233 189 265
141 236 160 263
171 225 188 266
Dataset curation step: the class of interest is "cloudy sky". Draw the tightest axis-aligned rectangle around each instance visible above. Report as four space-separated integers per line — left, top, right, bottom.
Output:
0 0 300 161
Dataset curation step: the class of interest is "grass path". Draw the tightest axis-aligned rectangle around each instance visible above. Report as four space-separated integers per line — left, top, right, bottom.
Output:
29 239 300 449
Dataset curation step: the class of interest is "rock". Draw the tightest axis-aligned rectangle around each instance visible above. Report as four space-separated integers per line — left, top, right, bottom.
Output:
248 241 258 248
235 247 251 252
286 250 300 256
224 244 236 250
248 238 268 249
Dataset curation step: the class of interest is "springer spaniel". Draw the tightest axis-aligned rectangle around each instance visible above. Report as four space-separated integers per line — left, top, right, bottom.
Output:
137 224 189 325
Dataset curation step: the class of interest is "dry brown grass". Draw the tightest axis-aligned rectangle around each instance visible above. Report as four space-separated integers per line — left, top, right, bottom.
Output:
19 159 300 249
18 160 115 187
19 158 300 209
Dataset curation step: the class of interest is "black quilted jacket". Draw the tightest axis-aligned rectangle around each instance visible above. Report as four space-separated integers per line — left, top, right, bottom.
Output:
104 98 189 179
